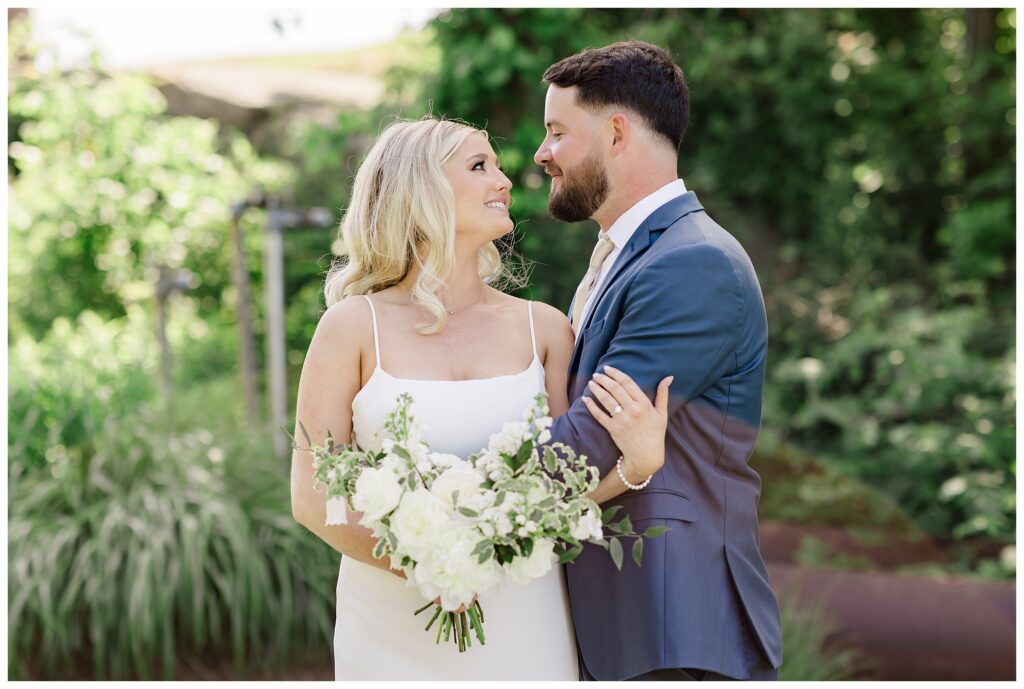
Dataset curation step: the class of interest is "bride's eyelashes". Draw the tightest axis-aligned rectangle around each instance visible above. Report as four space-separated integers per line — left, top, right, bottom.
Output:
471 160 503 173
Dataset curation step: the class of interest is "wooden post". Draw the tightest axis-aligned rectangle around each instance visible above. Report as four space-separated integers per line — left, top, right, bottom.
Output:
154 270 174 412
230 204 260 424
265 198 289 458
154 267 193 420
262 202 333 459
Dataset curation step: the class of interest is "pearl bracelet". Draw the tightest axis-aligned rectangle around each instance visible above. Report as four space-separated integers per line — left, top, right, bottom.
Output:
616 456 652 491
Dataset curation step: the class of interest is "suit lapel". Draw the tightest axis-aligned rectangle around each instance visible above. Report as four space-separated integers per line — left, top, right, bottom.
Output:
571 191 705 342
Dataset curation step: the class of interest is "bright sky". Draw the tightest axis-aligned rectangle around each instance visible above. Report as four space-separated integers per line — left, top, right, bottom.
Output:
29 7 441 70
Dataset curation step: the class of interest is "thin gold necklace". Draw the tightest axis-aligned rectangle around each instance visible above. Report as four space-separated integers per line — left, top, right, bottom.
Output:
445 295 485 315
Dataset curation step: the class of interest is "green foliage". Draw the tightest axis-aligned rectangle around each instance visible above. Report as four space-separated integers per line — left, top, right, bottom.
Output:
8 367 337 680
754 431 920 532
777 594 871 680
794 537 876 571
7 24 293 341
9 308 158 475
9 298 252 474
764 279 1015 544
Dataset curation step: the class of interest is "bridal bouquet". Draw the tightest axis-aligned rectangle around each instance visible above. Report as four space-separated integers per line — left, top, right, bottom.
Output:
295 393 668 653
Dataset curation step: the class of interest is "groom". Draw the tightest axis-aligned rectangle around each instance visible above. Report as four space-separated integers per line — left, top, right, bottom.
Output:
538 41 783 681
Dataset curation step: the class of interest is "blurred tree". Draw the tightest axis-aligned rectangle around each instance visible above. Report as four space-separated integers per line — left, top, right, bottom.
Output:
7 16 292 341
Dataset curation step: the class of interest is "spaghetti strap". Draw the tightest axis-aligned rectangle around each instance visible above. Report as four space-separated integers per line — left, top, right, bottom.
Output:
527 301 538 359
363 295 381 369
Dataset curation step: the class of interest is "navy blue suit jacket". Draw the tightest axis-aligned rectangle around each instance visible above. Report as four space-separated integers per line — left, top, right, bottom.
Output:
549 191 783 680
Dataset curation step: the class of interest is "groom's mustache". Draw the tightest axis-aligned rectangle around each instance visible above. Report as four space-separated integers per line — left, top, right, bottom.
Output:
544 164 563 177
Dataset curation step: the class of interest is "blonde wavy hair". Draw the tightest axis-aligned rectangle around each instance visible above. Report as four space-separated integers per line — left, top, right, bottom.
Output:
324 117 524 335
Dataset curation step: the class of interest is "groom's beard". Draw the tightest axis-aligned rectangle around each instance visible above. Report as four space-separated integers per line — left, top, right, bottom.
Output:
546 152 609 223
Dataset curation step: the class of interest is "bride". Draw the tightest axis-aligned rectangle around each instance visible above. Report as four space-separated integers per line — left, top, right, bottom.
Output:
289 117 669 680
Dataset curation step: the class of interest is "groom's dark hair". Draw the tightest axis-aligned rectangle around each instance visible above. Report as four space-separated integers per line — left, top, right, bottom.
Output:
542 40 689 151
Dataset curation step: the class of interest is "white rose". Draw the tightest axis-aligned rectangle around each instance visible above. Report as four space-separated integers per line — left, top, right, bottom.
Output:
506 539 556 586
430 463 485 507
390 489 452 561
413 525 502 610
351 467 402 524
570 505 604 542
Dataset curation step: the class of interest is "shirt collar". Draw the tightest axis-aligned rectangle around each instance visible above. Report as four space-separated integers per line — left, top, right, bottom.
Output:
601 178 687 248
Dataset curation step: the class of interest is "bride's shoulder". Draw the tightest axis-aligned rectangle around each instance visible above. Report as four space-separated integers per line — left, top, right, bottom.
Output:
314 295 374 349
522 299 574 354
520 299 569 326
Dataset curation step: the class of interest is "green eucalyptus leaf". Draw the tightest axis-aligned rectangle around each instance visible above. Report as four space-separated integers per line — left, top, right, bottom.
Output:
618 515 633 534
601 505 623 523
609 538 624 571
632 537 644 567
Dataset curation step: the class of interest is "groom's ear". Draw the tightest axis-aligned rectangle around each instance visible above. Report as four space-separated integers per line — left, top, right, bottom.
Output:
608 112 630 155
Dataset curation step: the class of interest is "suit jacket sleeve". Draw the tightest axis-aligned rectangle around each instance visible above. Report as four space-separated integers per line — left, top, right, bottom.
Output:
547 242 746 477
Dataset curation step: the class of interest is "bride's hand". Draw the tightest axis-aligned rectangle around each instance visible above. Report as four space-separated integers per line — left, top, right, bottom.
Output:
581 365 672 481
434 594 477 614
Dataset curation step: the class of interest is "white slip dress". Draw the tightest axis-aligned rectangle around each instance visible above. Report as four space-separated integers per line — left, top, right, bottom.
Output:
332 295 578 681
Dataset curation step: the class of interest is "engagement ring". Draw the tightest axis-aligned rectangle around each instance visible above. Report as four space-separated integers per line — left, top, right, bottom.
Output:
611 405 623 416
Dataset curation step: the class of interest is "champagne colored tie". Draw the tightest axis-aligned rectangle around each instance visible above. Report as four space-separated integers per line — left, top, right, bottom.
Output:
571 233 616 333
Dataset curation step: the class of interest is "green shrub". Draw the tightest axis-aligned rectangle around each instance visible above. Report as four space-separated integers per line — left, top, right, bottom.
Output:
9 308 157 475
763 279 1015 547
9 369 338 680
778 593 871 680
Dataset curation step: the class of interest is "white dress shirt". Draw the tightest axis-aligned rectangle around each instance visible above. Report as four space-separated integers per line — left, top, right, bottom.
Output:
574 178 687 340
